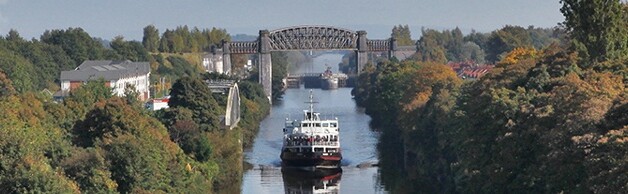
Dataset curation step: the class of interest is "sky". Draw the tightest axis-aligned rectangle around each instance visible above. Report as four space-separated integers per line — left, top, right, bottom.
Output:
0 0 564 41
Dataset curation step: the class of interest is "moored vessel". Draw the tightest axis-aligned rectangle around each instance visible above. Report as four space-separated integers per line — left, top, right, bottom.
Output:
280 91 342 169
320 66 339 90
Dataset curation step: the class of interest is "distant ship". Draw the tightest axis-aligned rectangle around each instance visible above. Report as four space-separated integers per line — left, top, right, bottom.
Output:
280 90 342 169
320 66 339 90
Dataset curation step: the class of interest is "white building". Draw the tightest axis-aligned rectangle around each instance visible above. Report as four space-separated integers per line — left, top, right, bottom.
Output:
146 96 170 111
202 52 224 74
58 60 151 101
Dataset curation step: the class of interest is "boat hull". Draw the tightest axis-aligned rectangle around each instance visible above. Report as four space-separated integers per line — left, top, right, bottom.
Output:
320 77 338 90
280 151 342 169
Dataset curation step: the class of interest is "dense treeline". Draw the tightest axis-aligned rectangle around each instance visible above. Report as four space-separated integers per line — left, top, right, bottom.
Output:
356 1 627 193
0 25 270 193
0 25 231 95
413 26 563 64
0 68 269 193
338 25 562 75
143 25 230 53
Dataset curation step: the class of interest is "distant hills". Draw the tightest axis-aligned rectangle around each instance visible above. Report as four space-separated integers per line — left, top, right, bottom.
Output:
232 34 257 41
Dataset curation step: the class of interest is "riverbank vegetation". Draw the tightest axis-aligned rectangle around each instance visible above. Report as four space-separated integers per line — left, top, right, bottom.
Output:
356 1 627 193
0 25 270 193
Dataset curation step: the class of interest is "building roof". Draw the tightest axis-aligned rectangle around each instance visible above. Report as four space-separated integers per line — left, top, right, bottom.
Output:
60 60 150 81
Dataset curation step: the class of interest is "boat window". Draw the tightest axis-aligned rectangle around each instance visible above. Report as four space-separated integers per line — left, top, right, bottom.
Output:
330 122 337 127
315 123 321 127
322 123 329 127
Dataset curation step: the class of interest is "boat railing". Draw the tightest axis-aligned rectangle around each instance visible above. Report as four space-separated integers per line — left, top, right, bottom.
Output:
285 141 339 147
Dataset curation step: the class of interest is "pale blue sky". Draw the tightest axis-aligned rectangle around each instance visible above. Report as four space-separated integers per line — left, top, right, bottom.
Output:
0 0 564 40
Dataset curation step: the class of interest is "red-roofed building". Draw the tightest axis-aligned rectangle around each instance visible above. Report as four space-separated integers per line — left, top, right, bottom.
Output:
447 62 494 80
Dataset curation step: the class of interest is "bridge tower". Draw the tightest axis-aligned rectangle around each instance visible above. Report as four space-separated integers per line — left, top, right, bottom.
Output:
355 31 369 74
258 30 273 102
221 40 232 75
389 37 398 60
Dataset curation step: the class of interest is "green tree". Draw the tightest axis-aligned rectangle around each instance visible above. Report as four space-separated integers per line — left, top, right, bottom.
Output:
110 36 150 62
168 76 222 131
271 52 289 101
560 0 628 66
460 42 486 63
486 25 533 63
207 27 231 46
40 28 107 65
142 25 160 52
157 107 213 162
446 27 465 61
0 47 35 92
60 79 113 131
417 28 448 63
391 25 413 46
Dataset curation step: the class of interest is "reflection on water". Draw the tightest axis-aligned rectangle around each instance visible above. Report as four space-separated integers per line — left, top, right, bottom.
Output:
282 168 342 194
243 165 385 194
241 54 387 194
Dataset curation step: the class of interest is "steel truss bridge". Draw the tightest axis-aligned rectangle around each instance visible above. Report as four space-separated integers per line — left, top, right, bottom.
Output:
212 25 417 102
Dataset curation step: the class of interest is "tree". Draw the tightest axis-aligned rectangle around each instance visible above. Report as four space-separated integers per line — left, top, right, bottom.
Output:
397 63 462 193
168 76 222 131
110 36 150 62
0 71 16 97
71 97 214 192
460 42 486 63
560 0 628 66
392 25 413 46
446 27 465 61
61 79 114 131
60 148 118 193
485 25 533 63
40 28 107 65
6 29 24 42
0 48 35 92
271 52 289 100
0 93 79 193
142 25 160 52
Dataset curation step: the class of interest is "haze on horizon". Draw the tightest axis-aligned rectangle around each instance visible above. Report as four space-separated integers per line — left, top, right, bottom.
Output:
0 0 563 40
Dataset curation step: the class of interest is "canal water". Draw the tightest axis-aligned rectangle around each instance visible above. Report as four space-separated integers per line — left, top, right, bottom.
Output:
240 53 388 194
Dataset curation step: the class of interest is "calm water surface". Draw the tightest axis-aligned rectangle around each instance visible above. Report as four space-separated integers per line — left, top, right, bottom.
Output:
240 54 388 194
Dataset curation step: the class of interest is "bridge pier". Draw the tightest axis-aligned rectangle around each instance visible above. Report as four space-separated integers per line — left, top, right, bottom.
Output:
356 31 368 74
258 30 273 102
389 37 398 60
221 40 232 75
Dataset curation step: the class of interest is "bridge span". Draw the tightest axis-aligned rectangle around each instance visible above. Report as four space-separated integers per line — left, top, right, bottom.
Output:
206 80 240 130
204 25 418 102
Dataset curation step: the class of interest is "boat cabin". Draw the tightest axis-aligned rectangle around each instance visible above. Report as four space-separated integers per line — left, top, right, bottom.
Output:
282 110 340 154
